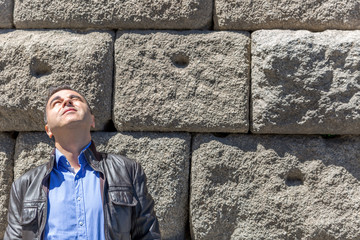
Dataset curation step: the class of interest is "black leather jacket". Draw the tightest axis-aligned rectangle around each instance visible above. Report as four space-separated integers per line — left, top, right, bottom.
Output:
4 142 161 240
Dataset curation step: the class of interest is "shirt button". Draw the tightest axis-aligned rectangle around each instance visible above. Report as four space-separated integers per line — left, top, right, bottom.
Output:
79 221 83 226
77 197 81 201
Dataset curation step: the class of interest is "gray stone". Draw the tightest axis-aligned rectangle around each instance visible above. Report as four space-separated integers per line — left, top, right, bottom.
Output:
0 30 113 131
251 30 360 134
191 134 360 240
214 0 360 31
0 0 13 28
114 31 250 132
13 0 212 29
14 132 53 179
0 133 15 239
14 131 191 240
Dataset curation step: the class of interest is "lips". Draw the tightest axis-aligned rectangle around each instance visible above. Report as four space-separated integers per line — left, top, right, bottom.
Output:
62 108 77 115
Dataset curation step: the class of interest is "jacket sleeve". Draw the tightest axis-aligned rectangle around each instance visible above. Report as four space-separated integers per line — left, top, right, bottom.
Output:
4 182 23 240
131 162 161 240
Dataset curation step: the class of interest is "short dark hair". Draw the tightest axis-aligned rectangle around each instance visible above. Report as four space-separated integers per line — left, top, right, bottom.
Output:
44 85 92 123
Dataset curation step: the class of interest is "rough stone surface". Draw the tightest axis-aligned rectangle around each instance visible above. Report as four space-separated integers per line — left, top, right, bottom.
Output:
191 134 360 240
0 133 15 239
0 0 13 28
14 132 53 179
214 0 360 31
14 132 191 240
114 31 250 132
13 0 212 29
0 30 113 131
251 30 360 134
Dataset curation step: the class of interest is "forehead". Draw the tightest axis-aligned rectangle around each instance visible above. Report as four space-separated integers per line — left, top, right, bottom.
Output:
47 89 84 105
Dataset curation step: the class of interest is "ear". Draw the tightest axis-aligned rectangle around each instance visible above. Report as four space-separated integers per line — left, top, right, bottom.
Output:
45 124 53 138
91 115 95 128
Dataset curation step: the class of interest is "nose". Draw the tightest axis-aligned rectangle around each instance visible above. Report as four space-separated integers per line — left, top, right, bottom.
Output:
62 97 74 108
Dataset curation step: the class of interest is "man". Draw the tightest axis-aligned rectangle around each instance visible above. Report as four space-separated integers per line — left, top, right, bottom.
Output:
5 86 161 240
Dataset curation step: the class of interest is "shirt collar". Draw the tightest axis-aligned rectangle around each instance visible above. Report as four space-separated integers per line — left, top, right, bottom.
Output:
55 141 92 169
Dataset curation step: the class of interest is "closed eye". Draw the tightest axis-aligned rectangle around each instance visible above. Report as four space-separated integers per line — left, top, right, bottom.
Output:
69 95 83 101
52 100 61 107
49 96 62 108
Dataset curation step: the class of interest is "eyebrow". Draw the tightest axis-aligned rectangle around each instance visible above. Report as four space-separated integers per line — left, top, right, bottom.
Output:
49 96 61 107
48 94 83 107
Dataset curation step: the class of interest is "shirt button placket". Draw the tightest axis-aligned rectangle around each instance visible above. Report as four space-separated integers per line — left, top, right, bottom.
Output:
77 174 87 239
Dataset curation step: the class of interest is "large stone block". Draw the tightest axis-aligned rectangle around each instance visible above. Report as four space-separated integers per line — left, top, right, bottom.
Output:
13 0 212 29
114 31 250 132
0 133 15 239
191 134 360 239
14 132 191 240
214 0 360 31
251 30 360 134
14 132 53 180
0 0 13 28
0 30 113 131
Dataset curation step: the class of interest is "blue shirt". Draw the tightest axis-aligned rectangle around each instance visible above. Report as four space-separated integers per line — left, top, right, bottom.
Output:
44 142 105 240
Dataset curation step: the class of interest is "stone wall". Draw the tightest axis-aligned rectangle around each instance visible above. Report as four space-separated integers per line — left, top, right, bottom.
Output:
0 1 359 239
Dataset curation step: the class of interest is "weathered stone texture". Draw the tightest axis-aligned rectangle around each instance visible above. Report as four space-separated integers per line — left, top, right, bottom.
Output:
13 0 212 29
14 132 53 179
114 31 250 132
214 0 360 31
0 133 15 239
14 132 190 240
251 30 360 134
0 30 113 131
0 0 13 28
191 134 360 240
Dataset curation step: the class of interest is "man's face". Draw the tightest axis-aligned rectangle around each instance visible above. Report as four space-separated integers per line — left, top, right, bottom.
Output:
45 89 95 138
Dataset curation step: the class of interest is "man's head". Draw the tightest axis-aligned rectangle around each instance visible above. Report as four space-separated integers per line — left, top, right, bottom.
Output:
44 85 95 139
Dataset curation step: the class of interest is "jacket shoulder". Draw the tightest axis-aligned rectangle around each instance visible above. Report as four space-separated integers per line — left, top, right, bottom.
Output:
99 153 141 186
12 163 48 201
101 153 139 169
14 163 48 186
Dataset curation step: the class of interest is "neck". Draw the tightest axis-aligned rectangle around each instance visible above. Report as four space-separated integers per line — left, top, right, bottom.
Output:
53 129 91 172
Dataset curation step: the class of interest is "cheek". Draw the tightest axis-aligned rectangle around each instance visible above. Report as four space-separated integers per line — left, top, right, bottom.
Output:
46 107 60 121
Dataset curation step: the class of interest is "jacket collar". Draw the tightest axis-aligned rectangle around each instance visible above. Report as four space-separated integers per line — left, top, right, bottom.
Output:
84 140 103 171
46 149 56 175
43 140 104 196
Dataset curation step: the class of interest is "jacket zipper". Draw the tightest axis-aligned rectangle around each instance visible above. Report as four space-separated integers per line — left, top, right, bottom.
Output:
101 173 108 240
39 172 51 239
87 152 108 240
